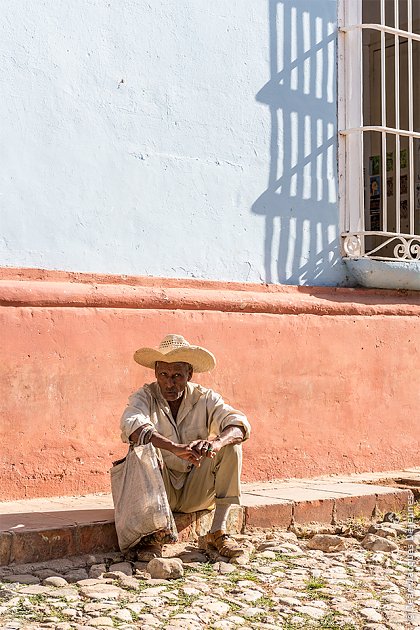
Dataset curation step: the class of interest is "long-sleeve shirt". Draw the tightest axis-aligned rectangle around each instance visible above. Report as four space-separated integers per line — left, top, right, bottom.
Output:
120 381 251 489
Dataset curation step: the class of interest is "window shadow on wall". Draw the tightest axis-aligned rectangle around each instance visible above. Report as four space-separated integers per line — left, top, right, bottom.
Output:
253 0 343 285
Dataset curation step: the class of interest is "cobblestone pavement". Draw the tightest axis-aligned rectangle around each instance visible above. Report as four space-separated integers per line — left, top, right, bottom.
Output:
0 518 419 630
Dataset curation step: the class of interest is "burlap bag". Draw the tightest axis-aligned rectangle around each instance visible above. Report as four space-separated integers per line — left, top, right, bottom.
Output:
110 443 177 553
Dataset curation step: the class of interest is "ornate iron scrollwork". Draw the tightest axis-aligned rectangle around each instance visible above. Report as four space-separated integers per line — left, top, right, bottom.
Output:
343 234 362 257
343 232 420 261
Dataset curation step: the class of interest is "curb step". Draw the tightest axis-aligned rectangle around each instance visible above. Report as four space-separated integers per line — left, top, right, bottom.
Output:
0 483 413 566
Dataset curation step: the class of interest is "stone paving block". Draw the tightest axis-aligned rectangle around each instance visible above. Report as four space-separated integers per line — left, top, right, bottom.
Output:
0 532 12 565
226 505 245 534
193 510 214 537
10 527 77 564
293 498 335 525
75 521 118 555
334 494 376 522
174 512 195 542
245 502 293 529
0 526 418 628
375 489 413 516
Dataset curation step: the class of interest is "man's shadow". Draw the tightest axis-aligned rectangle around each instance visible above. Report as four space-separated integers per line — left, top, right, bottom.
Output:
253 0 350 286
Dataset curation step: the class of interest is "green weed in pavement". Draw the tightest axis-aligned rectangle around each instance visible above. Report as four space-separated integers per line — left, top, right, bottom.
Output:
168 591 200 615
228 570 259 583
304 576 333 600
284 612 357 630
184 561 215 575
318 613 358 629
273 551 302 566
254 594 276 609
305 576 327 590
4 595 60 623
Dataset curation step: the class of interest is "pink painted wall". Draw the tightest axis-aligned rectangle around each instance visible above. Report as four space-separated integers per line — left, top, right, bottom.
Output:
1 270 420 500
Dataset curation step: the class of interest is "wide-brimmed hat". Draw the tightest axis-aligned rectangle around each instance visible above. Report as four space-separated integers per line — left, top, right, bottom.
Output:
133 334 216 373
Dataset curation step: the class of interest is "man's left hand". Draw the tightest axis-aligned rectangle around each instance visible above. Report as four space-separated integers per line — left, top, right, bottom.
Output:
188 439 221 459
188 427 245 460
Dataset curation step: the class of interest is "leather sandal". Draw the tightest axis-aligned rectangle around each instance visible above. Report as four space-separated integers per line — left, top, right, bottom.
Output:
135 533 163 561
205 529 243 558
136 543 163 562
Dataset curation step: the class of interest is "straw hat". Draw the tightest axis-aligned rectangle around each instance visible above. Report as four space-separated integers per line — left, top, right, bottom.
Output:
133 334 216 373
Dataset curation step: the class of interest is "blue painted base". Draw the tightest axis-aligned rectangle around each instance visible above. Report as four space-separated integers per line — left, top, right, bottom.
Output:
344 258 420 291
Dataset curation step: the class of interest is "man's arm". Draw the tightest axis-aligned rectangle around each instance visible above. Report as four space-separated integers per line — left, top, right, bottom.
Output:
188 425 246 458
129 427 202 466
206 390 251 442
213 425 246 449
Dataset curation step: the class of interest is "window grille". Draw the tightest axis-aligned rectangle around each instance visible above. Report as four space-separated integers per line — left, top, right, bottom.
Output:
340 0 420 261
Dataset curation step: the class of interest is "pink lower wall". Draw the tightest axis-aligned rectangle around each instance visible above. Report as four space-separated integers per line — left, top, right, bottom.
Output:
1 270 420 500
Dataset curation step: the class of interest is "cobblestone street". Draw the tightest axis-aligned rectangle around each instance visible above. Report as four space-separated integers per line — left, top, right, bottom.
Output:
0 516 419 630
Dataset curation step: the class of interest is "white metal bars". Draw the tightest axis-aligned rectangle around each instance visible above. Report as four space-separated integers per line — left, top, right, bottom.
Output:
381 0 387 231
408 0 415 234
340 0 419 257
339 1 363 236
394 0 400 233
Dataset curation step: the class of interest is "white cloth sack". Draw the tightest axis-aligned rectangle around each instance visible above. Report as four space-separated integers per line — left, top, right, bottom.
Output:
110 443 177 553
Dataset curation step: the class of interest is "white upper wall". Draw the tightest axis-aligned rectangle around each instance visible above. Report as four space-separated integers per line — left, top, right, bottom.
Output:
0 0 349 285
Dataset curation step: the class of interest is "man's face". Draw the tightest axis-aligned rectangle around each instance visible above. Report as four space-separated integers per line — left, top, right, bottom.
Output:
155 361 193 402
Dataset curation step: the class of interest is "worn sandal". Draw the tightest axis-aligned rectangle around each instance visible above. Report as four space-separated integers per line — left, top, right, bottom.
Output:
136 543 163 562
135 533 163 561
205 529 243 558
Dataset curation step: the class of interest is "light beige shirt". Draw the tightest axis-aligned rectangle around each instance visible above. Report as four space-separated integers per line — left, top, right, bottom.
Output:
120 381 251 489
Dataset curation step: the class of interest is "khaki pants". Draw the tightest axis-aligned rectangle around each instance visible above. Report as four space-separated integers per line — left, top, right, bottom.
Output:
161 444 242 513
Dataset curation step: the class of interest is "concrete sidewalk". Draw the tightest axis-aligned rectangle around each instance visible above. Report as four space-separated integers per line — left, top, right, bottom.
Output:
1 468 418 566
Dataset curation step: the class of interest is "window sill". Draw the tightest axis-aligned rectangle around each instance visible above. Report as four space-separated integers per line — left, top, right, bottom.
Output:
344 258 420 291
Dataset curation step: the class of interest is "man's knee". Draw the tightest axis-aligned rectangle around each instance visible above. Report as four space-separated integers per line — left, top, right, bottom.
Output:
214 443 242 470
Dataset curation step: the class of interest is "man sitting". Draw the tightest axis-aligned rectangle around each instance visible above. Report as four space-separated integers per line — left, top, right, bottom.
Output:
120 334 251 560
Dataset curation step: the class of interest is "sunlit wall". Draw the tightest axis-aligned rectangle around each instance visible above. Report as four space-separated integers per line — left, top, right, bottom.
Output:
0 0 350 286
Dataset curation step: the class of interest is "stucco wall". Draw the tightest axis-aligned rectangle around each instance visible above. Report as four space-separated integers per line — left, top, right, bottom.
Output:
1 271 420 500
0 0 348 286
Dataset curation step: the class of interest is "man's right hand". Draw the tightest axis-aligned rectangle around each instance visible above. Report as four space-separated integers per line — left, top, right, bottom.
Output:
145 432 203 467
171 443 203 467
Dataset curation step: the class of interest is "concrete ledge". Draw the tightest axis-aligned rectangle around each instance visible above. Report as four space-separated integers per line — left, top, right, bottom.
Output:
0 483 414 566
1 276 420 316
344 258 420 291
245 489 413 530
0 513 218 566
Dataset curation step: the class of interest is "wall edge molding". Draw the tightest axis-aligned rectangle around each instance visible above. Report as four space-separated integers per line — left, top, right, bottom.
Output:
1 269 420 316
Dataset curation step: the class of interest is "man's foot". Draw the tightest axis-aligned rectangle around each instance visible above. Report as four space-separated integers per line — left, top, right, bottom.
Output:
205 530 243 558
135 533 163 561
136 542 163 562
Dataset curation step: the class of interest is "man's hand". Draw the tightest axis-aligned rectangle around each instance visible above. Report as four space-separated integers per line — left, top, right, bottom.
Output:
144 425 246 468
171 443 204 467
146 432 207 466
188 427 246 461
188 439 219 459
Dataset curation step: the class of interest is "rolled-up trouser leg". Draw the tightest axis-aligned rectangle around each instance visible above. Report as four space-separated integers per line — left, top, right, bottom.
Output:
162 444 242 513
